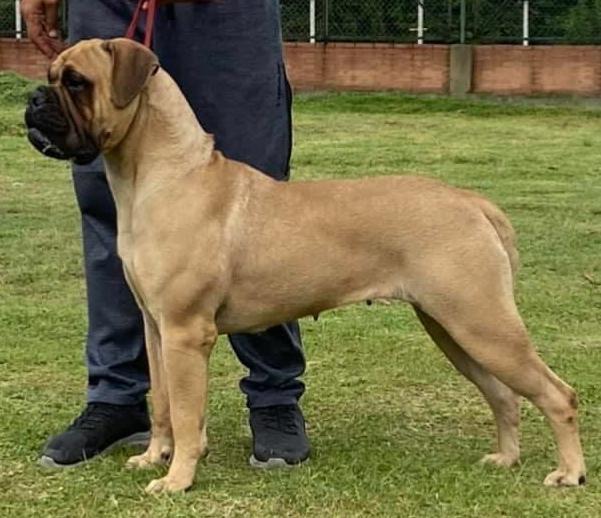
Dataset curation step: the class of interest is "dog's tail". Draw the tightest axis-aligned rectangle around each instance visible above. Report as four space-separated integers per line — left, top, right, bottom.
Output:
474 196 520 280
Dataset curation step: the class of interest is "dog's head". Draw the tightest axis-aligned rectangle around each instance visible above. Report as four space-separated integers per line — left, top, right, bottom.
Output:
25 38 159 164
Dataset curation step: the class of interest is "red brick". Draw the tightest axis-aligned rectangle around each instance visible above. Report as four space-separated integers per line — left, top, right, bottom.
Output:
0 38 50 79
473 45 601 96
3 38 600 95
284 43 449 92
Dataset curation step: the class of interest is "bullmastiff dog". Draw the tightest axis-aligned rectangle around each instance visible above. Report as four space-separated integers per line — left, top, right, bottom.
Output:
24 38 586 493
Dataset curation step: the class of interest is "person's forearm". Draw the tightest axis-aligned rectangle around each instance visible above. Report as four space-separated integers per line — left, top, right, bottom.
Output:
21 0 65 58
21 0 216 58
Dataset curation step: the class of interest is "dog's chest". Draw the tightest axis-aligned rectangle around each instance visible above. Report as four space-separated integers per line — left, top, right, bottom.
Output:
118 233 153 311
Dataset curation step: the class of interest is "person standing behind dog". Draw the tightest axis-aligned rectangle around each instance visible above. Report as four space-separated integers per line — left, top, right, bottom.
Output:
21 0 310 469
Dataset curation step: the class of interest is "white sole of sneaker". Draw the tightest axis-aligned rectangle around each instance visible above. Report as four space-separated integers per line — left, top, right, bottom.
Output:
248 455 304 470
39 431 151 469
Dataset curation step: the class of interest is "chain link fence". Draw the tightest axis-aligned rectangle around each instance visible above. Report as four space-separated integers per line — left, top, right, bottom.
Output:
0 0 66 38
282 0 601 44
0 0 19 37
2 1 601 44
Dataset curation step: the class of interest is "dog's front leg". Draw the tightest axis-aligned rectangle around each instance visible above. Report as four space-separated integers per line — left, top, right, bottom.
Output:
127 314 173 470
145 315 216 494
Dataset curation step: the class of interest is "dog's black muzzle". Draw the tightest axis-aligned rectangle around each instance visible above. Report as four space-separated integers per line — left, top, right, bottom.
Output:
25 86 99 165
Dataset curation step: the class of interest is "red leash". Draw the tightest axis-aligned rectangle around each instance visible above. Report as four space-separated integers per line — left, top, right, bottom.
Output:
125 0 158 48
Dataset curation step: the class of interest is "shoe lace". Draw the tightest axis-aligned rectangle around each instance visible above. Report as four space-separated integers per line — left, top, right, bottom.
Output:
257 405 301 435
68 404 119 432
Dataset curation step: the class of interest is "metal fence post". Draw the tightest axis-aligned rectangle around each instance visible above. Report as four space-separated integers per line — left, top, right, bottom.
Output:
324 0 329 42
523 0 529 46
309 0 315 43
417 0 424 45
460 0 466 44
15 0 22 39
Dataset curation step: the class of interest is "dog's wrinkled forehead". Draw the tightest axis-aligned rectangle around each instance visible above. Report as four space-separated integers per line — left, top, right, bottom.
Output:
48 38 160 110
48 39 111 87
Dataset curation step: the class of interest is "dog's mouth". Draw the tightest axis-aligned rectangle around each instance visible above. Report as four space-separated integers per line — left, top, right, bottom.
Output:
24 86 100 165
26 127 98 164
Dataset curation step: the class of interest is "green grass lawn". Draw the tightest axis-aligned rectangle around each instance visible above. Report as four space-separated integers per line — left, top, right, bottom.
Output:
1 72 600 517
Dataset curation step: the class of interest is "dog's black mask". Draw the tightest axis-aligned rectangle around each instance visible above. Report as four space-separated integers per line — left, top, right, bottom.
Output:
24 86 100 165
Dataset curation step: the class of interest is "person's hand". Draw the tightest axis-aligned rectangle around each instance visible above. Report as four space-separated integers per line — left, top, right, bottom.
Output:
21 0 66 59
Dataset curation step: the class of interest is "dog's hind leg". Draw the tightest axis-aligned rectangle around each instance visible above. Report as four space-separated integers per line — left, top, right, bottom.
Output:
126 313 173 470
145 314 217 494
414 307 521 468
420 289 585 487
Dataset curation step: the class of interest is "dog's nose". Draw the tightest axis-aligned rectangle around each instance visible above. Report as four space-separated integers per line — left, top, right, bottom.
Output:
25 87 69 135
30 87 49 107
31 90 44 107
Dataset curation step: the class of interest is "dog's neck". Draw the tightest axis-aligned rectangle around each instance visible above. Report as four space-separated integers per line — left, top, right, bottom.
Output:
102 69 214 225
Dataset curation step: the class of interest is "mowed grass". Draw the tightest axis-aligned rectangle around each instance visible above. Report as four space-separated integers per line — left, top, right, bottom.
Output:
1 72 600 517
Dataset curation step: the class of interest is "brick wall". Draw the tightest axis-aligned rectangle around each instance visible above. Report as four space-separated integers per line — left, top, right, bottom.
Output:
284 42 449 92
2 38 601 96
473 45 601 95
0 38 50 80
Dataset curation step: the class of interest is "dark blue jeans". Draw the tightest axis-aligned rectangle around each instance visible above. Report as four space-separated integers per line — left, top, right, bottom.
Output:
68 0 305 408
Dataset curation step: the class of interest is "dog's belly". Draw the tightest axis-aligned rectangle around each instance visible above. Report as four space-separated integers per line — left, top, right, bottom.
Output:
212 177 494 334
214 272 405 335
215 299 375 335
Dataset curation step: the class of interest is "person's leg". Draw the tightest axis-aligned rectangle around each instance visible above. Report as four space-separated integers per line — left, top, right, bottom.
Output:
154 0 308 466
40 0 150 468
73 161 149 405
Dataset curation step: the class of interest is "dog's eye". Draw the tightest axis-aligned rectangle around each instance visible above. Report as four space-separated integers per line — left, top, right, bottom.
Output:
63 73 88 91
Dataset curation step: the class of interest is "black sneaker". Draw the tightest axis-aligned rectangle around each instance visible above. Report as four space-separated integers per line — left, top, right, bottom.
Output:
249 404 310 469
39 402 151 468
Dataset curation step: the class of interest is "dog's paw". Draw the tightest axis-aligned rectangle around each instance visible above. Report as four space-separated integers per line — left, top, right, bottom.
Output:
543 469 586 487
127 447 172 470
127 453 158 470
145 476 191 494
479 452 519 468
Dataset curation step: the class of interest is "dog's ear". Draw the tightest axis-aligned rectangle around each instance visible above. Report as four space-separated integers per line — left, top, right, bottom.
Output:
102 38 159 109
